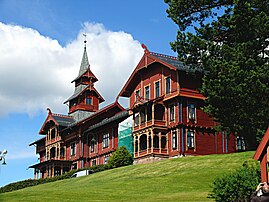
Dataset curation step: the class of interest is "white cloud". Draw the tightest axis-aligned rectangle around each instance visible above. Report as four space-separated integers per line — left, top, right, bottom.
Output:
0 22 143 117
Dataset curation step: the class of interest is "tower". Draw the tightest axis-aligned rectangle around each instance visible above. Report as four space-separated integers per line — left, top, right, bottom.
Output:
64 39 104 121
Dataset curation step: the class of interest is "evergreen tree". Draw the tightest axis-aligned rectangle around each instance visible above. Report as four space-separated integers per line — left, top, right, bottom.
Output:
165 0 269 149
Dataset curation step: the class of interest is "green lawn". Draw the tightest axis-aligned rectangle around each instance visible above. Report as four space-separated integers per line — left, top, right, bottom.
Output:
0 151 256 202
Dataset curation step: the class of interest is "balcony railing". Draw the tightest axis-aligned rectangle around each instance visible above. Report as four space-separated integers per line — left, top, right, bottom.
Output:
133 119 167 132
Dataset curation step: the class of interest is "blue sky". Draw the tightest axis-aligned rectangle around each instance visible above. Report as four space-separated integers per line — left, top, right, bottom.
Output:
0 0 177 187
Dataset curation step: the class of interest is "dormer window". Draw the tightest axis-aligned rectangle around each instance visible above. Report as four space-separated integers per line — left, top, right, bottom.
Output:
86 97 92 105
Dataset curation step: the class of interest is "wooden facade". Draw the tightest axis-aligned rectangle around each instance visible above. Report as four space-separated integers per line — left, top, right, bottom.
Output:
119 44 239 163
29 44 128 178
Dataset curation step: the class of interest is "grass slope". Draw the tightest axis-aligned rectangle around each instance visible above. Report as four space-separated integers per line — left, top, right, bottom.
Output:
0 151 255 202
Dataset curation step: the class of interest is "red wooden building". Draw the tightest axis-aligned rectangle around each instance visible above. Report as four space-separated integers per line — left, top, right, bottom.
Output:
118 44 241 163
29 42 128 178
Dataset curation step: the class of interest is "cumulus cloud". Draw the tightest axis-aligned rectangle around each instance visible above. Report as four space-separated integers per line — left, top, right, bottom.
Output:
0 22 143 117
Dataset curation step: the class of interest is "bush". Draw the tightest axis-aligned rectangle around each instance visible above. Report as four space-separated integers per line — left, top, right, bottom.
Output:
108 146 133 168
0 164 111 194
209 161 260 202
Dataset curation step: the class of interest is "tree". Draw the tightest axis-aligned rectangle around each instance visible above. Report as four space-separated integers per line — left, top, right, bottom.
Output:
164 0 269 150
108 146 133 168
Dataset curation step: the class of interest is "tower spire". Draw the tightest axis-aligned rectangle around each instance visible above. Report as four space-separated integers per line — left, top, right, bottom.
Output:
83 33 87 48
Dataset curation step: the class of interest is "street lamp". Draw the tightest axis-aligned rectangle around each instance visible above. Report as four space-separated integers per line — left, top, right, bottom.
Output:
0 149 7 165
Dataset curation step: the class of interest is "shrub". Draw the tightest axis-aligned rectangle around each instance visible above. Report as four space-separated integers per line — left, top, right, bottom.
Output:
108 146 133 168
0 164 112 194
209 161 260 202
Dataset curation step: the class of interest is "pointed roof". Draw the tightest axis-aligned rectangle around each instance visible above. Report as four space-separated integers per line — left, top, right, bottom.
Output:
118 44 204 97
79 46 89 78
39 108 75 135
64 84 105 104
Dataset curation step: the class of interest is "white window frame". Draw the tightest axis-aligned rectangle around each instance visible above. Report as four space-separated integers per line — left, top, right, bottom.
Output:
165 76 171 94
135 89 141 102
103 133 110 148
172 131 177 149
187 103 196 122
169 104 175 122
70 142 76 156
86 97 92 105
155 80 160 98
145 85 150 100
187 130 195 148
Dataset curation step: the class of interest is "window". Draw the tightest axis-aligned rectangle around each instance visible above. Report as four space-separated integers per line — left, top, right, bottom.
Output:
54 167 61 176
60 148 65 158
135 89 141 101
172 131 177 149
86 97 92 105
155 81 160 98
145 86 150 100
92 159 96 166
188 103 196 121
187 130 195 148
70 142 76 156
103 133 109 148
166 77 171 94
90 137 95 152
72 163 77 170
237 136 246 151
169 105 175 121
51 128 56 139
104 155 110 165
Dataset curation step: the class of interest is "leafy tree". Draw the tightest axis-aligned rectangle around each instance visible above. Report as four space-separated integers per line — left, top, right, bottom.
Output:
210 161 260 202
108 146 133 168
164 0 269 149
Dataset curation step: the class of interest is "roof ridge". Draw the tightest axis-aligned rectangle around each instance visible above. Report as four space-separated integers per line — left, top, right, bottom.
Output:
150 52 178 61
52 113 73 119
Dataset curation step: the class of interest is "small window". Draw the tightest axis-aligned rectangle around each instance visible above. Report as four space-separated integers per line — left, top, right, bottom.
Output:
90 137 95 152
70 142 76 156
86 98 92 105
172 131 177 149
188 103 196 121
155 81 160 98
169 105 175 121
166 77 171 94
60 148 65 158
72 163 77 170
187 130 195 148
103 133 109 148
135 89 141 101
145 86 150 100
92 159 96 166
237 136 246 151
104 155 110 165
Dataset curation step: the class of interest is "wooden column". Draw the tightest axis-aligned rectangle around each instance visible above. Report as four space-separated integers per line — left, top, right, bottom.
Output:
138 135 140 157
133 136 136 157
166 133 168 154
147 132 149 154
159 132 161 153
151 130 154 153
152 104 155 125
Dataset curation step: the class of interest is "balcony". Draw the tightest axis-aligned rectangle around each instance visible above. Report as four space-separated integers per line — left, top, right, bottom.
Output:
133 119 167 132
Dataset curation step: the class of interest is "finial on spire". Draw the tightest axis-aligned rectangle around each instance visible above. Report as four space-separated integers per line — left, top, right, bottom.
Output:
47 108 52 115
83 33 87 48
142 43 150 54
